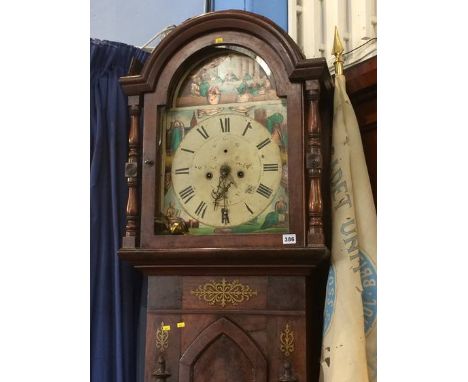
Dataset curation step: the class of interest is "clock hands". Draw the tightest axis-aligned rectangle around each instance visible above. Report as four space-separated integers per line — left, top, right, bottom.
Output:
211 165 233 225
221 189 230 225
221 207 230 224
211 177 227 210
211 176 232 209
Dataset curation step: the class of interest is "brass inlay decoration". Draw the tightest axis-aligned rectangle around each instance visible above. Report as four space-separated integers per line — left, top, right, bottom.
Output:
156 321 169 352
280 323 295 357
191 278 258 307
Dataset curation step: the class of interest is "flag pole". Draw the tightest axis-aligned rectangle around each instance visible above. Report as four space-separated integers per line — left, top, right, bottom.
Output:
333 27 344 75
324 25 378 382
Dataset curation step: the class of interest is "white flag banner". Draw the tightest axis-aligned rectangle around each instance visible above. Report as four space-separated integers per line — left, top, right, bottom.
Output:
320 73 377 382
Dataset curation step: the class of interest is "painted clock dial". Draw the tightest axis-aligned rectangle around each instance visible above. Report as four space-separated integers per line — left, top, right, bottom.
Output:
159 49 289 235
171 114 282 228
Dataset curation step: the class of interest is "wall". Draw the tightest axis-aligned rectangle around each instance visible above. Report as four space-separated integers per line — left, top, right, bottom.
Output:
90 0 288 48
212 0 288 31
91 0 376 70
289 0 377 71
90 0 205 47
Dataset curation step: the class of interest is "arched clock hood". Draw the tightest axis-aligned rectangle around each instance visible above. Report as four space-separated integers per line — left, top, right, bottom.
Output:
120 10 332 96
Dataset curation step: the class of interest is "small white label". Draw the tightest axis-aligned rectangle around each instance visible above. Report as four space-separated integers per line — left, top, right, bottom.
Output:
282 233 296 245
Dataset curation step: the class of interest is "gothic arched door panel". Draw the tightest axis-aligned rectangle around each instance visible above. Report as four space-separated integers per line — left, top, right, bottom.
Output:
179 317 267 382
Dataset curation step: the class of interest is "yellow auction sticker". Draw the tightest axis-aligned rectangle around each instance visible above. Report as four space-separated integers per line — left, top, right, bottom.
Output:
162 325 171 331
177 322 186 328
215 37 224 44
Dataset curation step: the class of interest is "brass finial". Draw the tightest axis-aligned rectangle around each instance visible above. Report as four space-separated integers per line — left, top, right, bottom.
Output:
333 26 344 75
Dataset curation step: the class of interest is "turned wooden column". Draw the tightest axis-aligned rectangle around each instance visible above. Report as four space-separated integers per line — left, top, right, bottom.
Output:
305 80 325 246
123 95 141 248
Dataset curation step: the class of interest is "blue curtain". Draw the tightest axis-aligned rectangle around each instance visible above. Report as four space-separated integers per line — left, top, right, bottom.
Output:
90 39 149 382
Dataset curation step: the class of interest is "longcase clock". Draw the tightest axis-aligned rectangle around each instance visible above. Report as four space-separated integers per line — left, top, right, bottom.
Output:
119 10 333 382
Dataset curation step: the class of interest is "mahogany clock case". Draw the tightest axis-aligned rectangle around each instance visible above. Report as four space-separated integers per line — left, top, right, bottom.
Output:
118 10 333 382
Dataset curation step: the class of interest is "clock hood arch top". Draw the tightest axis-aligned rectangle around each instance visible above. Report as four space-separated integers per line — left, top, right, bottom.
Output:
120 10 331 96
